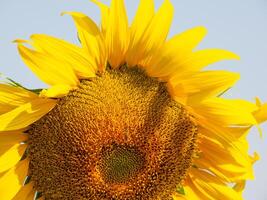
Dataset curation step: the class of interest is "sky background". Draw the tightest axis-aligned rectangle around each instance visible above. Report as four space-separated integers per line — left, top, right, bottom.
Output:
0 0 267 199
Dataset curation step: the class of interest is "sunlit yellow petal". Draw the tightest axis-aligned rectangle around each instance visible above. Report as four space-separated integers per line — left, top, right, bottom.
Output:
168 70 240 105
0 98 56 131
193 98 257 126
30 34 96 78
184 49 240 70
0 84 37 114
167 49 240 79
250 152 260 164
186 169 243 200
106 0 129 68
136 0 174 68
12 182 35 200
192 122 256 183
253 98 267 124
172 193 188 200
62 12 107 72
0 144 27 173
183 180 201 200
40 84 73 98
18 45 79 87
0 159 29 200
166 26 207 53
196 135 253 182
90 0 109 34
233 153 260 195
146 27 207 77
126 0 154 66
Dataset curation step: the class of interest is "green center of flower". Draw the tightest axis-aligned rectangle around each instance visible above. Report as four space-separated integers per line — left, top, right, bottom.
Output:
100 144 145 183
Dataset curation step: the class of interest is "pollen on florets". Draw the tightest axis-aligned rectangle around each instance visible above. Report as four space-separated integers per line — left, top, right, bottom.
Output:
27 65 198 200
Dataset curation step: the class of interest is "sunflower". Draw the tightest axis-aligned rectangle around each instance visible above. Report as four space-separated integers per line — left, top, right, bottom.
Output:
0 0 267 199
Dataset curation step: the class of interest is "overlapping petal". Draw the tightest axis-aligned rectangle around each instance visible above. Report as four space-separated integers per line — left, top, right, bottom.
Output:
0 130 27 146
0 98 56 131
196 134 254 182
184 168 243 200
129 0 174 68
63 11 107 72
0 84 37 114
0 159 29 200
30 34 97 78
254 98 267 124
147 48 239 78
145 26 207 78
105 0 129 68
18 44 79 87
126 0 155 66
0 144 27 173
12 182 35 200
167 70 240 105
192 98 257 126
91 0 109 34
39 84 73 98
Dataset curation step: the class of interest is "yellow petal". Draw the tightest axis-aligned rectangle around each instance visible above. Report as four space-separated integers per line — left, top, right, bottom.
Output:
0 159 29 200
146 27 207 77
168 70 240 104
172 193 188 200
181 179 202 200
253 99 267 124
193 98 257 126
12 182 35 200
106 0 129 68
199 118 251 140
233 153 260 194
186 49 239 70
250 152 260 164
30 34 96 78
126 0 155 66
0 98 56 131
90 0 109 34
0 144 27 173
195 123 255 182
18 44 79 87
197 135 253 182
135 0 174 68
40 84 73 98
0 106 11 115
62 12 107 72
233 181 246 195
0 84 37 114
166 26 207 53
0 131 27 146
167 83 188 105
169 49 240 78
185 169 243 200
13 39 29 44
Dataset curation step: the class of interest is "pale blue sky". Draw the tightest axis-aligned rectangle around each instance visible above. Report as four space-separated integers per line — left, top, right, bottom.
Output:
0 0 267 199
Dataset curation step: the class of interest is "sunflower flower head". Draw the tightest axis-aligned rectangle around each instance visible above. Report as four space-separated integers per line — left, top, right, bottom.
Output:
1 0 267 200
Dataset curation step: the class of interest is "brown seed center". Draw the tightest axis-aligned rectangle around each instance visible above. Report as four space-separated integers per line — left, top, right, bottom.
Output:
27 66 198 200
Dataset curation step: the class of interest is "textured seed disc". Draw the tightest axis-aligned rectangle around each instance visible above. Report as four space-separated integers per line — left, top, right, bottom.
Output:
28 66 198 200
